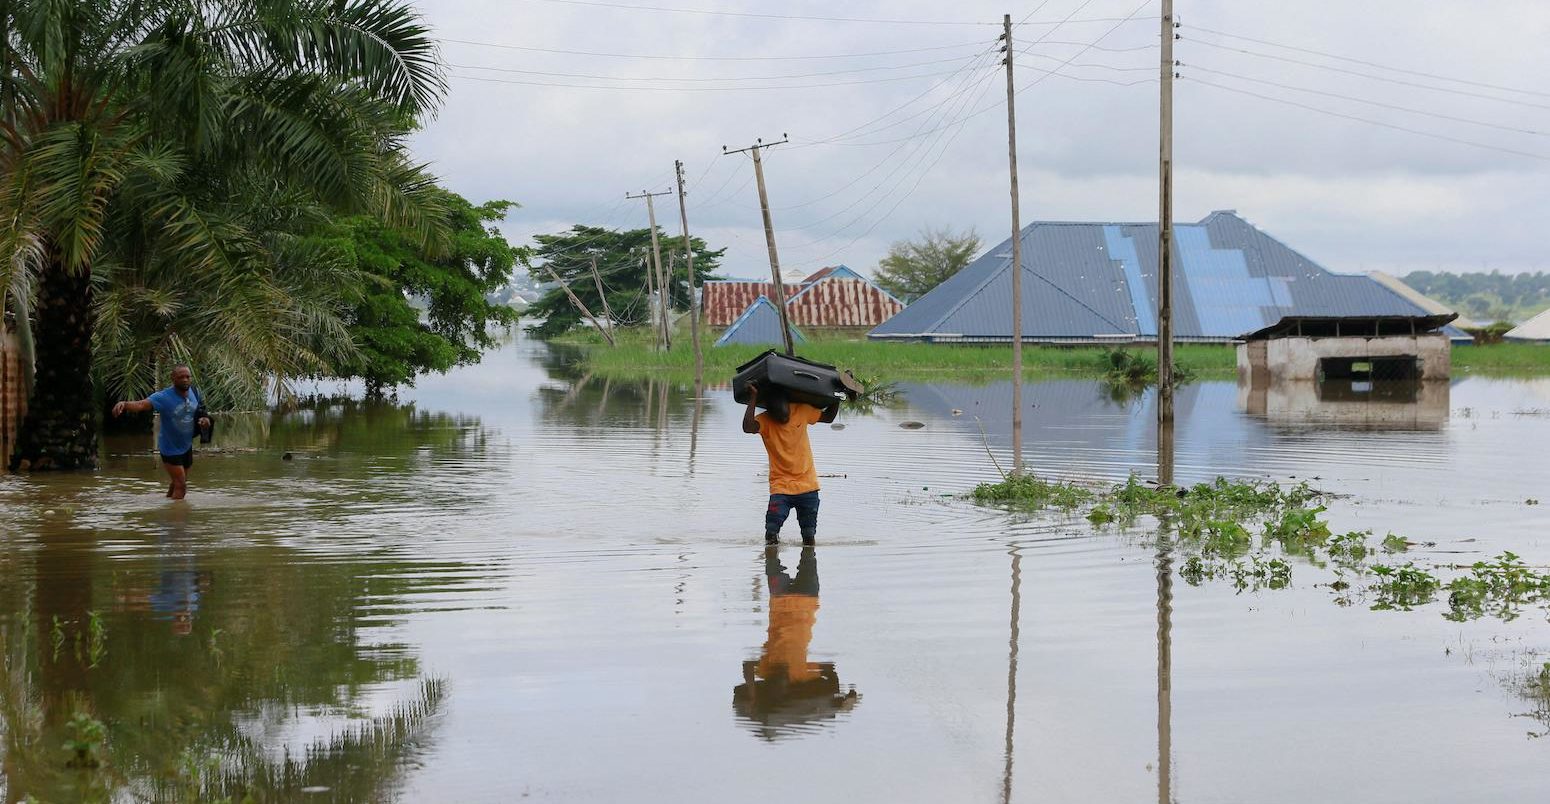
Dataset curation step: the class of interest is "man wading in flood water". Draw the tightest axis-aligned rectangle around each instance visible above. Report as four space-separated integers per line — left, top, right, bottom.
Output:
113 366 210 500
743 382 825 546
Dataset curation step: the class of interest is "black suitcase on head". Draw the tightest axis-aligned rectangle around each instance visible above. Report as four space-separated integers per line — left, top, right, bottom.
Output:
733 350 862 422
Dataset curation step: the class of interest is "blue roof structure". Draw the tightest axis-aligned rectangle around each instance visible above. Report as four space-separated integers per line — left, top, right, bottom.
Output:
870 211 1470 343
713 296 806 348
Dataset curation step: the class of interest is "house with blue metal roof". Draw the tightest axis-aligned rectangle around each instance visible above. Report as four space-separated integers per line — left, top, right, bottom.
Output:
869 211 1471 344
714 296 806 348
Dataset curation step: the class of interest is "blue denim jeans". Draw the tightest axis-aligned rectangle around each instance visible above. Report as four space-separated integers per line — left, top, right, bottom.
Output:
766 491 820 538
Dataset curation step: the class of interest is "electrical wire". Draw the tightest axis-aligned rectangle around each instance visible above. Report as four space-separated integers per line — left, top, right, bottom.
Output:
1187 24 1550 100
439 36 991 61
449 65 990 92
1184 63 1550 137
1184 74 1550 162
446 52 984 83
1183 37 1550 113
527 0 1002 26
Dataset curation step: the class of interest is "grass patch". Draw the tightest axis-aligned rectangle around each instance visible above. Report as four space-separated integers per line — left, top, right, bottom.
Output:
1452 343 1550 375
556 327 1238 382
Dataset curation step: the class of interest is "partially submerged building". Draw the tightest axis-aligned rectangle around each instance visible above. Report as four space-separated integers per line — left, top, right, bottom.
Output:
869 211 1472 344
713 296 806 348
1236 314 1455 384
704 265 904 329
1505 307 1550 343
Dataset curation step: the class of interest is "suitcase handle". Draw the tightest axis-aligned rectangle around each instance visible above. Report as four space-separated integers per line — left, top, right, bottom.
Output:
791 370 821 380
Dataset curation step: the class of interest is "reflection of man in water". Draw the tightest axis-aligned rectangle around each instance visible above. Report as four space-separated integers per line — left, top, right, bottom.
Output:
118 504 210 636
733 547 859 739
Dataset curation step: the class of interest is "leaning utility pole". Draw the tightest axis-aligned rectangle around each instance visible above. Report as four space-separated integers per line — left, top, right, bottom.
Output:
628 188 675 350
674 159 705 384
1001 15 1025 477
544 267 614 347
588 255 615 345
1157 0 1177 423
724 135 795 356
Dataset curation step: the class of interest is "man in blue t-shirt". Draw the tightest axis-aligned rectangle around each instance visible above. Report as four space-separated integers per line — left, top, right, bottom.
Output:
112 365 211 499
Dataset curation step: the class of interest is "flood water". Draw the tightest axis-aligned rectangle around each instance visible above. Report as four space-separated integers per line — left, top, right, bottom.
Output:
2 335 1548 802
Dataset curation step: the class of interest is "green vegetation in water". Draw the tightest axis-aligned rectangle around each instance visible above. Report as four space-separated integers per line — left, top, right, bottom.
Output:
971 472 1550 623
1451 344 1550 375
561 327 1238 382
63 712 107 769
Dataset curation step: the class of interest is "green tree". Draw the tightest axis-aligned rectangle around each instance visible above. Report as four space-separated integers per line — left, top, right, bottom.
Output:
523 225 724 339
0 0 446 470
335 192 520 395
872 226 982 302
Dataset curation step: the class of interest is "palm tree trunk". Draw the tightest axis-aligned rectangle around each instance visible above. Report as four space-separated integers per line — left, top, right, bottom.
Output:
9 255 97 471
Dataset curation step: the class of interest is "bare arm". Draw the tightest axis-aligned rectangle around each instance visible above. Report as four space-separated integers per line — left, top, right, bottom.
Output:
112 399 152 417
742 382 761 434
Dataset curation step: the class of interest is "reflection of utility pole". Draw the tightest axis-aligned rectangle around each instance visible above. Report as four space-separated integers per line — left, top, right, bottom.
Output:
1156 415 1175 804
674 159 705 384
628 188 674 350
1157 0 1178 424
1000 15 1025 476
1001 543 1021 804
725 136 795 356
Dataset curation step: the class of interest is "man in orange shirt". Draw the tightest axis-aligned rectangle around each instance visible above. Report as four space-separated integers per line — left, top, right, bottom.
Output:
743 382 824 545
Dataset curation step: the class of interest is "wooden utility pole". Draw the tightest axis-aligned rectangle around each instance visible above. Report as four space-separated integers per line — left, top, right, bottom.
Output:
641 254 657 342
1157 0 1177 423
674 159 704 383
628 189 675 350
588 255 615 344
544 267 614 346
724 135 795 356
1001 15 1025 477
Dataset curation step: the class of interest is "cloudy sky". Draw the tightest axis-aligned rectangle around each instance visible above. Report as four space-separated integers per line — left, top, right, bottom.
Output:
409 0 1550 281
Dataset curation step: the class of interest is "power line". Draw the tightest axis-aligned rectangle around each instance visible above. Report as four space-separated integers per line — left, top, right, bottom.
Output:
1183 37 1550 113
1184 75 1550 162
446 52 983 83
1184 63 1550 137
527 0 1001 26
1187 24 1550 100
439 36 990 61
449 65 987 92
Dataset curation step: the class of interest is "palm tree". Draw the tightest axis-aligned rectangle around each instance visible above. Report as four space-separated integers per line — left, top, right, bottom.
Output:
0 0 447 469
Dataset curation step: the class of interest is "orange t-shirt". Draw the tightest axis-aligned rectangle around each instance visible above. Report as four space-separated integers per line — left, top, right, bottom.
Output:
755 402 823 495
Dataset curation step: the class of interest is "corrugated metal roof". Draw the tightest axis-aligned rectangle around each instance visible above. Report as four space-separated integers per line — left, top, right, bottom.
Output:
1367 271 1480 329
703 280 800 327
713 297 806 347
704 265 903 328
1505 307 1550 342
871 211 1469 342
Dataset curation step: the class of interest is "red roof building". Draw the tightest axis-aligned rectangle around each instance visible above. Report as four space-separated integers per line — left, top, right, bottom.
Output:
702 266 904 328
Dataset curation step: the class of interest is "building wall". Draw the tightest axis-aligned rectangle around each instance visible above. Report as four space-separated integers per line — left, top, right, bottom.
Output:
1236 333 1451 382
1 331 25 468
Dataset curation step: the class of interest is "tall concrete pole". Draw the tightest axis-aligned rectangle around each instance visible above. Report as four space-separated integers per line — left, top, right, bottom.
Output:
1003 14 1025 476
628 189 675 349
674 160 704 384
726 136 795 356
1157 0 1176 423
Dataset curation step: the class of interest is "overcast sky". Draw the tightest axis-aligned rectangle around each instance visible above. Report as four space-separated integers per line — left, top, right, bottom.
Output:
409 0 1550 281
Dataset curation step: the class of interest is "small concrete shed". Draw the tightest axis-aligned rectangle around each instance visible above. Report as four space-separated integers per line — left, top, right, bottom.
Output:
1237 314 1455 384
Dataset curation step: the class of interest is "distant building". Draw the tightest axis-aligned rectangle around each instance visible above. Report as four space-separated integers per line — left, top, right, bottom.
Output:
703 265 904 329
714 297 806 348
869 211 1472 344
1505 307 1550 342
1366 271 1480 330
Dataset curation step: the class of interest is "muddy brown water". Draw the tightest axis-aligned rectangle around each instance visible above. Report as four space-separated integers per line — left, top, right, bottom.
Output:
2 335 1548 802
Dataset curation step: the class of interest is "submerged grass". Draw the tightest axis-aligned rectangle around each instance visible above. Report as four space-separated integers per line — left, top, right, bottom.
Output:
971 471 1550 623
557 327 1238 382
1453 343 1550 375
